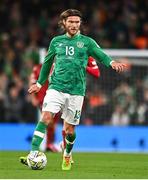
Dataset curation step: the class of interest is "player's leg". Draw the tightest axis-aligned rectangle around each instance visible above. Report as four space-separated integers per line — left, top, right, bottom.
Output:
31 111 53 151
20 111 54 165
62 122 75 170
61 121 74 164
61 95 84 170
20 89 64 166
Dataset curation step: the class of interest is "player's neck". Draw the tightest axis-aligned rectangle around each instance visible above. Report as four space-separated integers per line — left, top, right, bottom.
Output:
66 30 80 38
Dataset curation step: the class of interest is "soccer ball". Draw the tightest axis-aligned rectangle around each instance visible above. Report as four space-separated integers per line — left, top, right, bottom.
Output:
27 151 47 170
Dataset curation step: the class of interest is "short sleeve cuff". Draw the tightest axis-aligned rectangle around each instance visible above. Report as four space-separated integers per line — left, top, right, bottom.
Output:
110 60 115 65
36 82 42 88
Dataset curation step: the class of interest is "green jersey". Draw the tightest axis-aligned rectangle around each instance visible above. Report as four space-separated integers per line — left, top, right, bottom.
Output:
37 33 112 96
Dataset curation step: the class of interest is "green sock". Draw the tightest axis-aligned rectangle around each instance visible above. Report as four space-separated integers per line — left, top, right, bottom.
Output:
31 121 48 151
65 133 76 154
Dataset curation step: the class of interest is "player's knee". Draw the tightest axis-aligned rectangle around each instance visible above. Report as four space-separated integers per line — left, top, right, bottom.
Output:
41 112 53 125
65 126 75 135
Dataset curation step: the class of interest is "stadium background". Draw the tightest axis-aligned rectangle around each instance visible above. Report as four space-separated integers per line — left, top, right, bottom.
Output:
0 0 148 152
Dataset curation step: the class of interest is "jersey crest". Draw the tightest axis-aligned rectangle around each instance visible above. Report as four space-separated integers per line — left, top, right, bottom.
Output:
77 41 84 48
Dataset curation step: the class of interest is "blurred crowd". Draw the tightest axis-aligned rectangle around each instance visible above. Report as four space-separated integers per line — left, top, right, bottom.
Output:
0 0 148 125
82 64 148 126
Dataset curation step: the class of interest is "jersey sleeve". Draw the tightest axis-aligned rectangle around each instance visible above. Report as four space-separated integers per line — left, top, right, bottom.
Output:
86 57 100 78
37 38 56 85
88 38 112 67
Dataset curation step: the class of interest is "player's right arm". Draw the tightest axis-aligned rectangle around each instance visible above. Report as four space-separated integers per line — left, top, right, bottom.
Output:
28 38 56 94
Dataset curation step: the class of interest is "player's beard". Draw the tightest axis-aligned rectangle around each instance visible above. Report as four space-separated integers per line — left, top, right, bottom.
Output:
66 27 79 37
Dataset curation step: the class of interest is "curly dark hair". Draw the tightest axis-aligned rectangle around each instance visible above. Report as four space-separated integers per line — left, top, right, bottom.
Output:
58 9 82 30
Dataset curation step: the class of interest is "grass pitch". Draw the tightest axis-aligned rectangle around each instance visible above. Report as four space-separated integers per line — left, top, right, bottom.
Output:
0 151 148 179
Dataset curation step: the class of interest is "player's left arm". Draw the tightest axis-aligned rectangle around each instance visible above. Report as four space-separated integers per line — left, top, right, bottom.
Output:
88 38 127 72
86 56 100 78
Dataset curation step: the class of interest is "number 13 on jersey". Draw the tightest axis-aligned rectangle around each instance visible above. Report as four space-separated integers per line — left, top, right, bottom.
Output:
65 46 75 56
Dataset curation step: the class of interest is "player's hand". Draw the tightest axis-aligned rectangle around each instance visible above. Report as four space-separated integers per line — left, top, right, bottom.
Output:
28 84 41 94
110 61 127 73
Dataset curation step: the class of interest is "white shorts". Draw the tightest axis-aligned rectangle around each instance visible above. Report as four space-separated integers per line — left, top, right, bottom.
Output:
42 89 84 125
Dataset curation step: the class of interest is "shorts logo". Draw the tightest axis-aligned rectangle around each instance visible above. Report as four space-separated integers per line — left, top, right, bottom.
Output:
77 41 84 48
43 102 47 108
74 110 81 122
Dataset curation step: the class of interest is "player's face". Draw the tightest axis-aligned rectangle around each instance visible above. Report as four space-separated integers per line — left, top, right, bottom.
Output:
63 16 81 36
